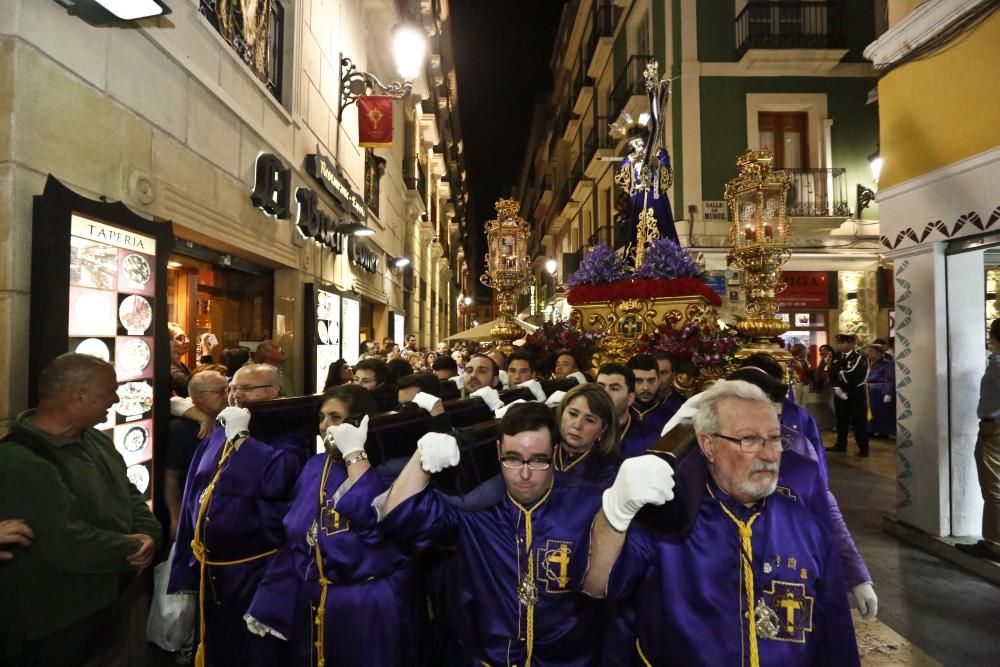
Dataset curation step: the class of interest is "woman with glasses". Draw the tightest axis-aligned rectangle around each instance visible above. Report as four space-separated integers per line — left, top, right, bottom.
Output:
168 322 191 397
245 384 422 666
554 383 621 487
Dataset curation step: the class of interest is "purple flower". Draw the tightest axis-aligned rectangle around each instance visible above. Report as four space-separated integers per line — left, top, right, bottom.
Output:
567 245 627 286
634 239 703 280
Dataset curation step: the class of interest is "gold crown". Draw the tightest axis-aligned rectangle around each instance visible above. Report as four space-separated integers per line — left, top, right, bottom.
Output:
495 198 521 221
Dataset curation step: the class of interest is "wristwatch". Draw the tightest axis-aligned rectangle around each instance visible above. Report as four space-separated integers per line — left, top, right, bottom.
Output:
344 451 368 467
232 430 251 442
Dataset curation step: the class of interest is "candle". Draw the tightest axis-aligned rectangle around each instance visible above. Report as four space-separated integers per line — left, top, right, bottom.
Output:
763 224 773 240
744 226 757 242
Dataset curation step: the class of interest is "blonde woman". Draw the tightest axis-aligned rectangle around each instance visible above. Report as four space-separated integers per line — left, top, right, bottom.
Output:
554 383 621 486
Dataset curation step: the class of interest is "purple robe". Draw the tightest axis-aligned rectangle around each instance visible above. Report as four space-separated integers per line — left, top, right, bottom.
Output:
607 481 860 666
618 147 679 245
247 456 420 666
617 414 654 462
623 393 685 459
380 479 606 666
555 446 621 488
168 427 308 667
781 402 871 587
866 357 896 436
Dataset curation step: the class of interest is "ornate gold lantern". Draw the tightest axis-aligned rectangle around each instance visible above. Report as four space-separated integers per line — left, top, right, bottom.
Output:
725 149 793 361
481 198 534 352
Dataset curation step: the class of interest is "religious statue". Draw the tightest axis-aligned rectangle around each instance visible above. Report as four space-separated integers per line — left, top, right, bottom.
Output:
611 61 678 268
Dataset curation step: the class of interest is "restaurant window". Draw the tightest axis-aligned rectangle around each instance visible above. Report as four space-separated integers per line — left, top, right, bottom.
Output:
166 252 274 368
200 0 285 102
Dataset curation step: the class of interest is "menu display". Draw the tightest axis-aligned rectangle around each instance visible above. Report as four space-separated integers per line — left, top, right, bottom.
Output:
68 214 158 502
341 296 360 364
314 288 342 393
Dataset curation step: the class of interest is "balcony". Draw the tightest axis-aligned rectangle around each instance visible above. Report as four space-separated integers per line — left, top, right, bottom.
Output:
587 4 622 78
568 155 591 201
534 175 554 220
609 54 654 127
735 1 848 73
572 65 594 116
583 117 615 178
785 168 850 218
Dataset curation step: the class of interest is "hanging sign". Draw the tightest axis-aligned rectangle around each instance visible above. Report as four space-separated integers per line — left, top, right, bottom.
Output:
358 96 394 148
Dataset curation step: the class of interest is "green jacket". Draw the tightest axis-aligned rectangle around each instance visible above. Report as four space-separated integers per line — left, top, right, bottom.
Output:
0 411 163 655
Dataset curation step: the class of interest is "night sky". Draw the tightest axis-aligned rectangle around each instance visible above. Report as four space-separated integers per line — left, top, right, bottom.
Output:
450 0 567 294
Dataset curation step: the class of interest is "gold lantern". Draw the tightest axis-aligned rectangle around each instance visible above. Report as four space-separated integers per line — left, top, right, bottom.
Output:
480 198 534 352
725 149 793 361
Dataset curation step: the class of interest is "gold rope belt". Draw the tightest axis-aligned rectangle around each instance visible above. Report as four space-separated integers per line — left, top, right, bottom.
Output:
189 439 278 667
313 452 336 667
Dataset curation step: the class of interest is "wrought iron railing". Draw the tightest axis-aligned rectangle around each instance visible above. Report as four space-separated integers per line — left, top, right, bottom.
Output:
784 168 850 217
609 54 654 123
583 117 614 166
587 4 622 56
735 1 847 57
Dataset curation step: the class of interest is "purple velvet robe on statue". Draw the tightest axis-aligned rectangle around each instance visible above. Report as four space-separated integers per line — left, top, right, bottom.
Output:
379 479 606 666
606 479 860 666
168 427 308 667
866 356 896 436
247 456 420 667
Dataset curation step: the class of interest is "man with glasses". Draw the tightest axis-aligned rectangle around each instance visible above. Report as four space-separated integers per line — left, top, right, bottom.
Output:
377 402 609 665
169 364 309 667
582 380 859 666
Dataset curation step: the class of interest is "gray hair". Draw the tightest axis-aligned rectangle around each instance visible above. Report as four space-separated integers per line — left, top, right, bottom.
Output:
189 369 227 393
692 380 772 437
236 363 279 387
38 352 115 400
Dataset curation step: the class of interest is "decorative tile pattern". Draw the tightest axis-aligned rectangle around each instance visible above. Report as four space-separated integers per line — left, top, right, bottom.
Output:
880 205 1000 250
893 259 914 509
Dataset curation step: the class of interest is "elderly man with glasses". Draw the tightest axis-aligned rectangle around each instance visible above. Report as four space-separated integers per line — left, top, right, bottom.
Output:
581 380 859 666
169 364 309 667
376 402 618 666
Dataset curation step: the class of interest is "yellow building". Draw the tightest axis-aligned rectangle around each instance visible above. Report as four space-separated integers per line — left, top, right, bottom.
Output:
865 0 1000 538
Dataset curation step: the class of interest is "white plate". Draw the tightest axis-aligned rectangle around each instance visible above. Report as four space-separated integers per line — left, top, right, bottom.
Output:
118 295 152 335
119 338 151 374
116 381 153 417
127 465 150 494
122 425 148 453
122 254 151 286
76 338 110 362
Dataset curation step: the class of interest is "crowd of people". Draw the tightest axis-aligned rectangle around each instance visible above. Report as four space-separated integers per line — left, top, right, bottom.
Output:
11 320 983 666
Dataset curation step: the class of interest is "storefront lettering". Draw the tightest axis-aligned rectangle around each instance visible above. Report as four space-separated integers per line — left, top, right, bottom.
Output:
295 187 345 254
70 215 157 253
250 153 292 218
306 153 367 220
348 235 379 273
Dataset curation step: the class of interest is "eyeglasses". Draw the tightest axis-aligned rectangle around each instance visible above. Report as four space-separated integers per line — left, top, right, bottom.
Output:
227 384 273 393
712 433 785 453
499 455 552 471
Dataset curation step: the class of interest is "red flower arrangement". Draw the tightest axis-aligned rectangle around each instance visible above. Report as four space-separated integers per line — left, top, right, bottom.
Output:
521 320 604 375
567 278 722 307
638 316 743 370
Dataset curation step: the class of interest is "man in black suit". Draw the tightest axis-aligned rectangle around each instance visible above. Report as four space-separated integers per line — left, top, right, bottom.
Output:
827 333 871 457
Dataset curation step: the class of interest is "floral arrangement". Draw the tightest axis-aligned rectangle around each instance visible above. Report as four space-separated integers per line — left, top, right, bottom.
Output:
566 244 626 287
638 317 744 370
633 239 703 280
521 320 604 375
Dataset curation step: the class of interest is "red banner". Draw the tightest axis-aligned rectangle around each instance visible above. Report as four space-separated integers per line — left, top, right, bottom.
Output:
358 96 393 148
777 271 835 309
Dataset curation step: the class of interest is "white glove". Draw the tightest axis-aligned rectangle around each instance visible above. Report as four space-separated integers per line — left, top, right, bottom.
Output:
602 455 675 532
834 387 848 401
499 370 510 390
325 414 369 457
471 386 504 411
661 394 704 436
412 391 442 413
545 390 566 408
218 407 251 442
450 375 465 390
519 379 547 402
567 371 588 385
244 615 287 640
883 394 892 404
417 432 461 473
850 581 878 620
494 399 527 419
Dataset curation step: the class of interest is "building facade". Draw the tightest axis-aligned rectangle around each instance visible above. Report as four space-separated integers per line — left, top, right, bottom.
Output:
514 0 888 351
866 0 1000 539
0 0 471 431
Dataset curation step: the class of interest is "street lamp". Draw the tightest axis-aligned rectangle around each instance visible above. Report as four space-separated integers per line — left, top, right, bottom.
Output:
389 256 410 268
545 258 558 276
56 0 170 23
857 149 882 215
339 20 427 120
336 222 375 237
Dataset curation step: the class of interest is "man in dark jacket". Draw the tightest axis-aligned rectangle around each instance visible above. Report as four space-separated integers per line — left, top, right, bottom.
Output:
827 333 871 457
0 353 163 666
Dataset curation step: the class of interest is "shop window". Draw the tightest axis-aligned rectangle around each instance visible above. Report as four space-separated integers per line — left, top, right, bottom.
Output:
167 254 274 368
200 0 285 102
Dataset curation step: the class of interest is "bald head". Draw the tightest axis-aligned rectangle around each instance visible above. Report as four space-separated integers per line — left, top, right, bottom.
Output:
39 352 116 401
